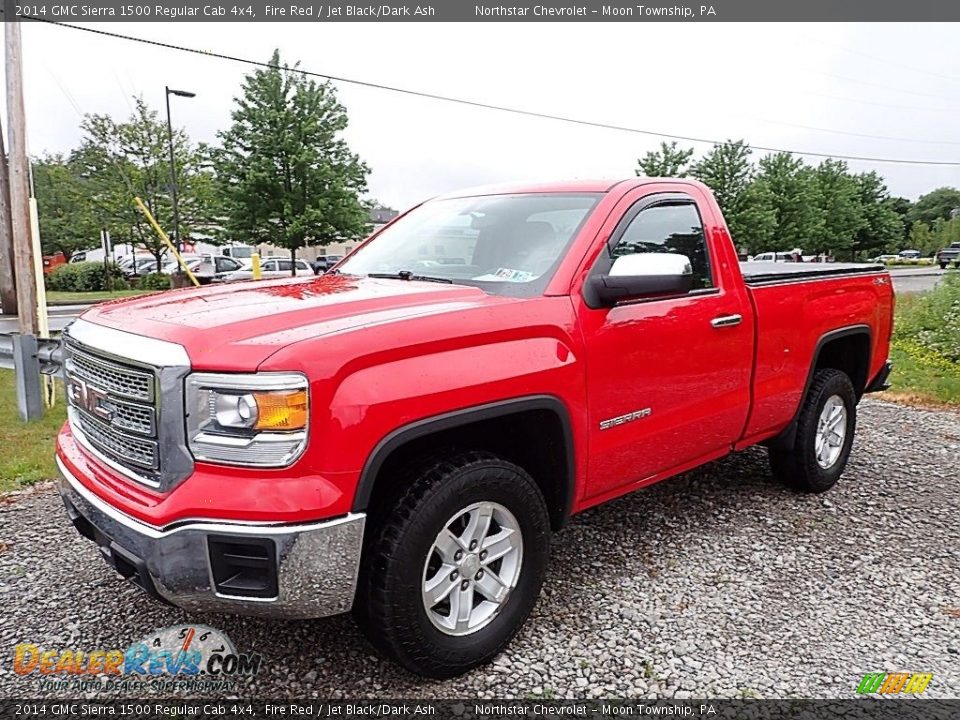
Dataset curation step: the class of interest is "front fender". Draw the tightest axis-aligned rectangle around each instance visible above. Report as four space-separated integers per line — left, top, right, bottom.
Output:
257 298 588 522
328 336 583 487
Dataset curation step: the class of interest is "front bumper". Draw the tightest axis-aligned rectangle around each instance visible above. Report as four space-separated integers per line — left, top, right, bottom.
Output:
57 456 365 619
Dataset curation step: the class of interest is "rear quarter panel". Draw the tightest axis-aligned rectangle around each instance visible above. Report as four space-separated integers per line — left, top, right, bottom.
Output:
741 272 893 442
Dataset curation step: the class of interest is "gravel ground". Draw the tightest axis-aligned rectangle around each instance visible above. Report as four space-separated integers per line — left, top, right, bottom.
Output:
0 398 958 699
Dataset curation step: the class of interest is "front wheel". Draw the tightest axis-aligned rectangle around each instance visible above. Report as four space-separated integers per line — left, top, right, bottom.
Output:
354 452 551 678
769 368 857 493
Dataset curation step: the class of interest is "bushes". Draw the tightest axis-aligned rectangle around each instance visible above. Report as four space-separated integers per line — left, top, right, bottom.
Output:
138 272 172 291
895 274 960 362
45 262 127 292
880 258 935 267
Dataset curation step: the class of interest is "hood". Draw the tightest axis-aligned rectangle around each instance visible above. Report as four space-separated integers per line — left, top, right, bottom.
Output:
81 274 507 370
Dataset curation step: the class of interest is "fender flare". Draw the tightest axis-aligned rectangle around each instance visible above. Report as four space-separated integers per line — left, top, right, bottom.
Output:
352 395 577 528
766 324 871 452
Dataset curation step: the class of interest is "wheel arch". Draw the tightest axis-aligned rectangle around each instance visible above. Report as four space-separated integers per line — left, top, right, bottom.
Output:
766 324 871 452
352 395 576 531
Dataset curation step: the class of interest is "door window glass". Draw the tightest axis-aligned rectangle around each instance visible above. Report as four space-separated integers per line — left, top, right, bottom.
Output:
611 202 712 289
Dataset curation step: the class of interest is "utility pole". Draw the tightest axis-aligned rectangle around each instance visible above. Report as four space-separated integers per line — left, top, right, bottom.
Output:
0 115 16 316
165 86 195 287
5 22 38 335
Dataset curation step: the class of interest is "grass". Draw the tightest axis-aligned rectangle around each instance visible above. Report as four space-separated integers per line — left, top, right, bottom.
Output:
882 342 960 407
45 289 154 304
880 282 960 407
0 370 66 493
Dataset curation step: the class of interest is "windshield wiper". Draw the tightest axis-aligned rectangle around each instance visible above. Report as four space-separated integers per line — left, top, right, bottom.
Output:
367 271 453 284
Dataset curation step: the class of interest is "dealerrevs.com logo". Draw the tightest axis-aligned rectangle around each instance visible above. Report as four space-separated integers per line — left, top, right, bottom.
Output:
13 624 261 693
856 672 933 695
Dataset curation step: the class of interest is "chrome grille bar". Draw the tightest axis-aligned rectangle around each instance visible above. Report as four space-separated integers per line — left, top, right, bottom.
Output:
62 319 193 491
64 339 154 402
71 408 159 470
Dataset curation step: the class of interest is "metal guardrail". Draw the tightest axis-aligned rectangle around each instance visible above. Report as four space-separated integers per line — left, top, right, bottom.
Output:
0 332 64 420
0 333 63 373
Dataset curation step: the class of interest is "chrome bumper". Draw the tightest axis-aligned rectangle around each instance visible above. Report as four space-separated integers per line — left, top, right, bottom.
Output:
56 456 365 619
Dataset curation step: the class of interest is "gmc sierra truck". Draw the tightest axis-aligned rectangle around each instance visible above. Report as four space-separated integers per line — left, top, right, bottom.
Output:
56 179 893 678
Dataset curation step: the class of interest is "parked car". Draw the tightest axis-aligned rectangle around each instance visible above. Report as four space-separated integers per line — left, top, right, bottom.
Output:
936 242 960 269
870 254 900 264
898 249 921 259
163 255 245 284
120 257 160 278
752 251 798 262
56 178 893 679
311 255 344 274
216 257 313 282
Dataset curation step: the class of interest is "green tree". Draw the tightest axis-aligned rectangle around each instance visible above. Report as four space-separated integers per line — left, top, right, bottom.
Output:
908 221 937 257
33 154 99 260
73 97 214 269
888 196 912 245
214 50 370 272
734 180 778 255
691 140 776 253
930 216 960 256
754 152 822 252
812 159 862 257
906 187 960 227
852 172 903 260
635 141 694 178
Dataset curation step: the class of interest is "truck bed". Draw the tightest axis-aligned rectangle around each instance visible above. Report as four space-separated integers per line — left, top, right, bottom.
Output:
740 262 884 286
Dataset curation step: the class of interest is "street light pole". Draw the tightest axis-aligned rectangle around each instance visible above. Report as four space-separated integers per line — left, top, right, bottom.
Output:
164 86 195 281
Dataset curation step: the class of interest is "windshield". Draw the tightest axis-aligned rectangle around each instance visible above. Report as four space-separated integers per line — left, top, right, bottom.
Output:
338 193 601 296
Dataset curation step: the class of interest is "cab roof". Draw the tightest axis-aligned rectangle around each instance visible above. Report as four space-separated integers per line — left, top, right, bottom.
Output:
435 177 703 199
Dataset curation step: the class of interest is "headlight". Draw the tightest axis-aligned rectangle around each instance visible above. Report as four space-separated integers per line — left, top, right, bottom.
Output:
185 372 309 467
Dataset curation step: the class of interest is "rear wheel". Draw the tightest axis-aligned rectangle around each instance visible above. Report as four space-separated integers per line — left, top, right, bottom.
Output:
769 368 857 493
354 452 550 678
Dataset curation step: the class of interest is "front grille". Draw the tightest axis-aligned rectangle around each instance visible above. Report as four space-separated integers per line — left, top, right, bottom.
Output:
64 339 161 483
109 399 155 437
73 410 159 470
67 345 154 402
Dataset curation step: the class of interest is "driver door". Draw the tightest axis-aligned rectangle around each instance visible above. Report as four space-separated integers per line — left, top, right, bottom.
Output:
578 188 753 500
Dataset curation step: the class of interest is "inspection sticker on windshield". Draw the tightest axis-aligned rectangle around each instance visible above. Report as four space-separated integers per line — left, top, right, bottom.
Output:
473 268 537 282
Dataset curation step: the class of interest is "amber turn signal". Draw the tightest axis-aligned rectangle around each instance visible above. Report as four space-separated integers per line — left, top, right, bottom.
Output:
252 390 308 431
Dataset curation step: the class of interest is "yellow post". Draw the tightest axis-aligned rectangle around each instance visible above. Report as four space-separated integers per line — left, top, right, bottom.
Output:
132 197 200 287
251 252 262 280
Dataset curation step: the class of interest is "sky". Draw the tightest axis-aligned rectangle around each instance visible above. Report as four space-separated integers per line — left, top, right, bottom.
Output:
9 21 960 210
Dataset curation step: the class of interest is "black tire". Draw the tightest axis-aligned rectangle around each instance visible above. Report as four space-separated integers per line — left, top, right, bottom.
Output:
940 262 949 270
769 368 857 493
353 451 551 678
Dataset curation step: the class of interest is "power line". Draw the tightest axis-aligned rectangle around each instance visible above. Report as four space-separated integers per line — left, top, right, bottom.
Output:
804 68 960 105
753 116 960 146
22 17 960 167
800 34 960 86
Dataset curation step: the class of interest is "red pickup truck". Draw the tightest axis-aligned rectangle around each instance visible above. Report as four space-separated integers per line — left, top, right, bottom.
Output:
56 179 893 678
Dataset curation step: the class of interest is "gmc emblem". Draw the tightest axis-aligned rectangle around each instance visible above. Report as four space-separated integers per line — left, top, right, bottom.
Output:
67 377 114 423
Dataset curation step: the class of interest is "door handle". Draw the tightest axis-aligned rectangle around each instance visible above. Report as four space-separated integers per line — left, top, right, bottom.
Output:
711 314 743 328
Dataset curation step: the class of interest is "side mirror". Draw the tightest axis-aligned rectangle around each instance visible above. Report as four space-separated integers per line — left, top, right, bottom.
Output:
587 253 693 308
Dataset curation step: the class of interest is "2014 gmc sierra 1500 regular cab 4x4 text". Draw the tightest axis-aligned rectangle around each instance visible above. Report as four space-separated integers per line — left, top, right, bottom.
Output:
56 179 894 678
